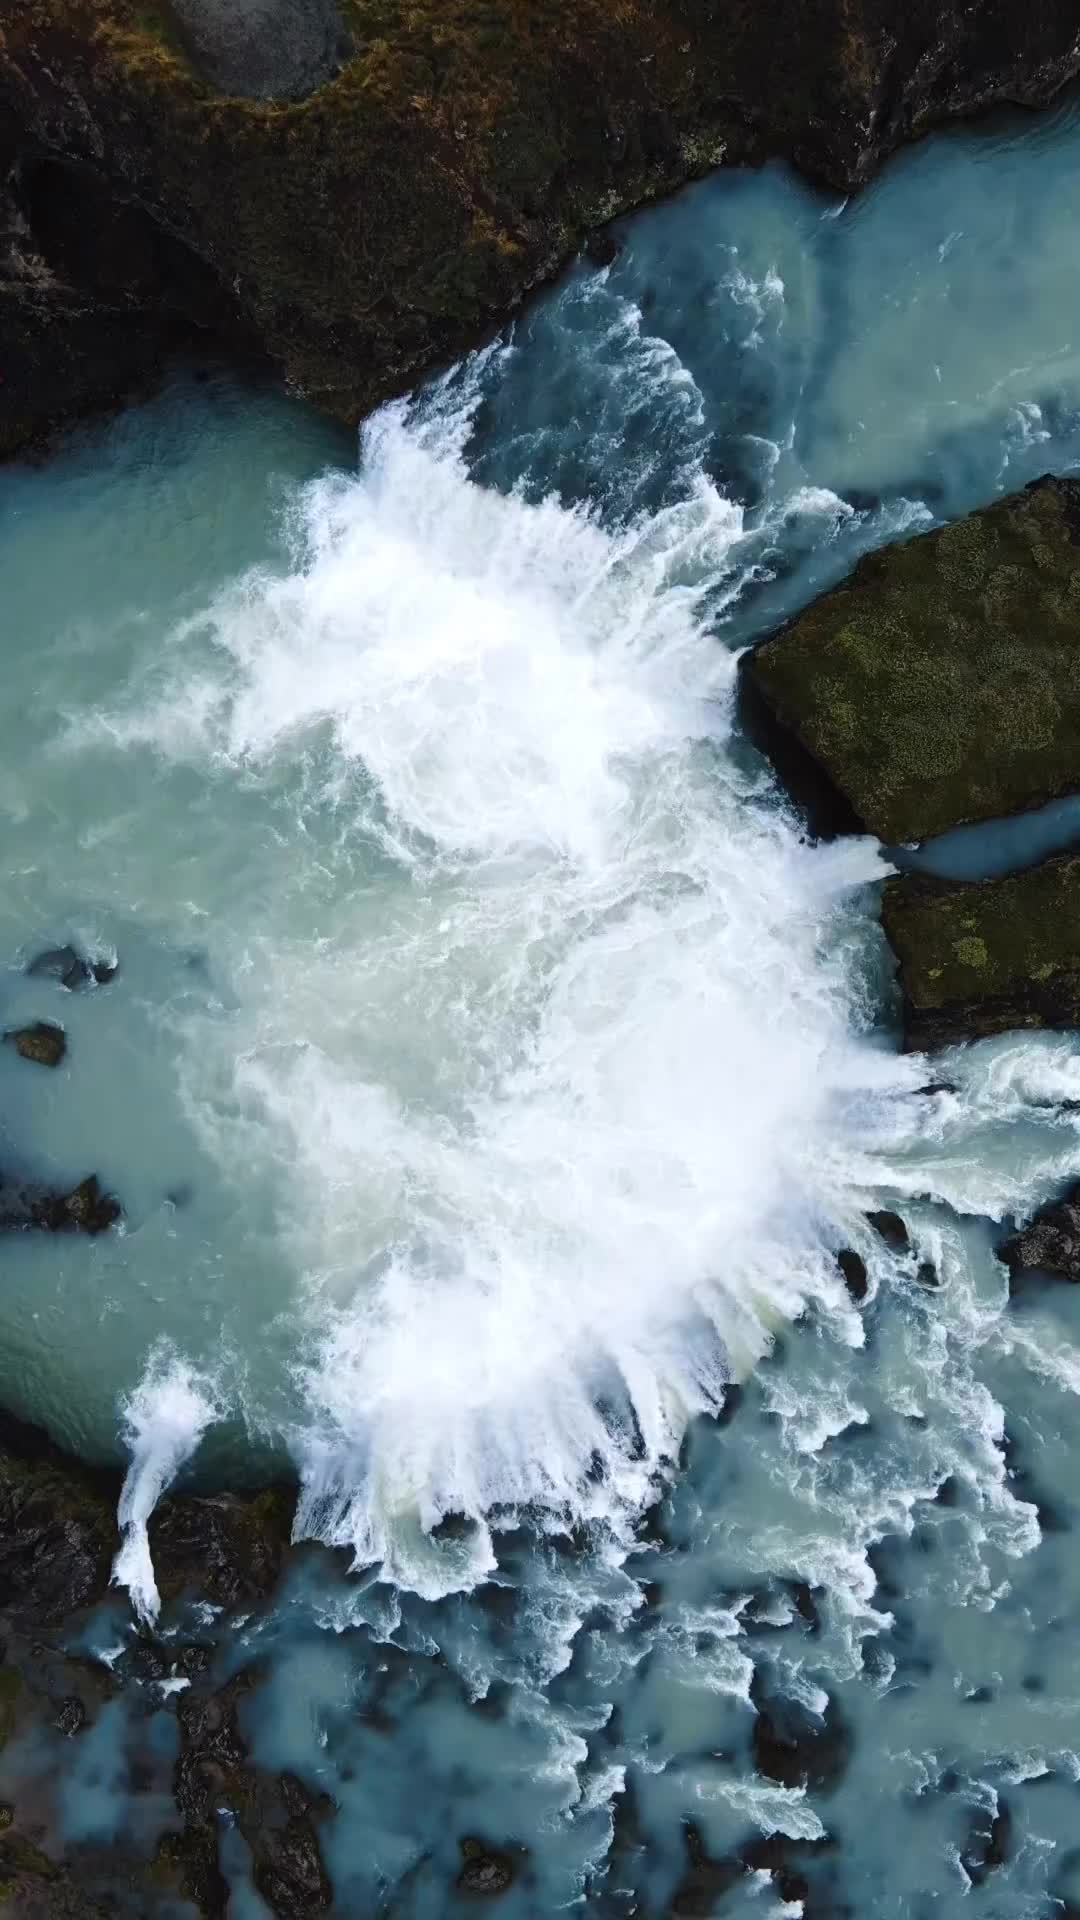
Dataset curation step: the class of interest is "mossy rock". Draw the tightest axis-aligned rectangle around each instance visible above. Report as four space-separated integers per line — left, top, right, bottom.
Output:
5 1022 66 1068
882 851 1080 1050
3 1 1080 452
747 478 1080 845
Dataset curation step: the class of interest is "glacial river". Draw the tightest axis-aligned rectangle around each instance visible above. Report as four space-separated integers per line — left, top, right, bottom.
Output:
5 91 1080 1918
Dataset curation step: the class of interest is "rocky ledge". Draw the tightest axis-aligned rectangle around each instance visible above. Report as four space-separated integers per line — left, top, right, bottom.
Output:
882 854 1080 1051
745 475 1080 1052
746 477 1080 847
2 1 1080 455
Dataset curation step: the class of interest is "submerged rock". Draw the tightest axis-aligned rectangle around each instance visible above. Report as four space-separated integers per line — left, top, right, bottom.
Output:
882 853 1080 1050
1001 1182 1080 1282
750 1677 850 1794
2 5 1080 454
837 1249 868 1302
746 478 1080 846
26 945 117 991
0 1172 122 1235
457 1836 518 1898
174 1682 333 1919
866 1209 910 1254
167 0 351 101
4 1022 66 1067
0 1417 118 1623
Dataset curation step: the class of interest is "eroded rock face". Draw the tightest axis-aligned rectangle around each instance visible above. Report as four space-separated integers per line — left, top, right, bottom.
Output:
746 478 1080 847
2 0 1079 454
882 853 1080 1050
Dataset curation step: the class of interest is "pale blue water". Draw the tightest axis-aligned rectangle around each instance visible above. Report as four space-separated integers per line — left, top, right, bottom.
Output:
5 93 1080 1918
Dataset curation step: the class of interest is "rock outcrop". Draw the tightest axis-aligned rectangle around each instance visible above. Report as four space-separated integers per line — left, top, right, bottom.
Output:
1001 1181 1080 1283
2 1 1080 455
882 853 1080 1050
746 478 1080 847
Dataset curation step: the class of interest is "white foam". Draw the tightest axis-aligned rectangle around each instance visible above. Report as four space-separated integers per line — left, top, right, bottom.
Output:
112 1343 220 1623
107 368 1080 1595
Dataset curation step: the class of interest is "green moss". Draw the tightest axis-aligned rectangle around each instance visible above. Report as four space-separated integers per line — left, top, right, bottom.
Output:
748 479 1080 844
882 852 1080 1049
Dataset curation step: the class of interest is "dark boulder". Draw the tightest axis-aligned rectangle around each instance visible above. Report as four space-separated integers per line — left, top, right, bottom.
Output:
5 1022 66 1067
1001 1183 1080 1283
26 945 116 992
0 1172 121 1235
837 1250 868 1302
457 1836 518 1897
751 1677 850 1794
3 4 1080 455
960 1799 1012 1886
882 854 1080 1051
747 479 1080 847
867 1210 910 1255
0 1420 118 1623
149 1484 296 1613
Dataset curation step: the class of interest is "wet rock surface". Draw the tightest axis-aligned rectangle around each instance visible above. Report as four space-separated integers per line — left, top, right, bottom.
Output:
882 852 1080 1050
746 477 1080 847
1001 1181 1080 1283
750 1675 850 1795
0 1173 121 1236
2 2 1080 454
4 1023 66 1067
148 1485 294 1612
26 948 116 993
456 1836 518 1897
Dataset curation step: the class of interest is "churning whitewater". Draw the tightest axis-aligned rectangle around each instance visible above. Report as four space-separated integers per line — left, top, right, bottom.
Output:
98 353 1080 1610
14 102 1080 1913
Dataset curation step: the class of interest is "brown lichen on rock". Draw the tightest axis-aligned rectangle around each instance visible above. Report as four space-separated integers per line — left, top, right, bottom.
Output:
747 478 1080 847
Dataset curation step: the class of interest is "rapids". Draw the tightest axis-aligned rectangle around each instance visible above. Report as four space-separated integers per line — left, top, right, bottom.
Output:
5 88 1080 1917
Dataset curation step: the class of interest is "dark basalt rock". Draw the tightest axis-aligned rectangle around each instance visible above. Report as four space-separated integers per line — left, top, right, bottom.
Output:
673 1824 846 1919
3 3 1080 456
26 945 116 991
837 1249 868 1302
456 1836 518 1897
1001 1181 1080 1283
149 1484 295 1612
747 479 1080 847
960 1800 1012 1886
0 1172 121 1235
750 1676 850 1794
0 1417 118 1623
4 1022 66 1067
167 0 352 102
882 852 1080 1051
867 1209 911 1254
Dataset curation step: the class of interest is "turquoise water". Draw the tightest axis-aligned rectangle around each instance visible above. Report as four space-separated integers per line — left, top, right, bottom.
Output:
5 94 1080 1916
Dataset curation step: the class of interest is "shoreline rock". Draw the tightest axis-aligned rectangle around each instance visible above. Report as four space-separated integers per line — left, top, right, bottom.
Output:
745 477 1080 847
3 2 1080 456
882 854 1080 1051
1001 1182 1080 1284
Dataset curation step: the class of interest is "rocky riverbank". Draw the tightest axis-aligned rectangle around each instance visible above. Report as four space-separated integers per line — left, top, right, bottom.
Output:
745 476 1080 1051
2 0 1080 456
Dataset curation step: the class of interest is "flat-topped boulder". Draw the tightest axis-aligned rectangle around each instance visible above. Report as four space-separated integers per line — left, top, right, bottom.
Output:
882 853 1080 1051
165 0 351 101
747 477 1080 846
